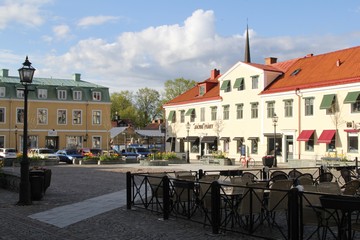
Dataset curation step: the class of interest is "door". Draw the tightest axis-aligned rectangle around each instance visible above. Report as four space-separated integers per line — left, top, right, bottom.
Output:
285 136 294 161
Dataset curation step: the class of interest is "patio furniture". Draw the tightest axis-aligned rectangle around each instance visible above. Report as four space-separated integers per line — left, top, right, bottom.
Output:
296 173 314 186
342 179 360 196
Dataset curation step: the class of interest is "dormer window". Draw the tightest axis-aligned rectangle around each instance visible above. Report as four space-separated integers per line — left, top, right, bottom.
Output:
234 78 244 91
199 85 205 96
220 80 231 92
92 91 101 101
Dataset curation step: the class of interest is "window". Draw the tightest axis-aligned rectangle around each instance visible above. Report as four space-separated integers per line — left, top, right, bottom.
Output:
348 133 358 153
236 104 243 119
0 108 5 123
190 110 196 122
326 138 336 152
66 136 83 148
251 76 259 89
236 138 244 154
92 136 101 148
251 102 258 119
37 109 48 124
57 90 67 100
234 78 244 91
0 136 4 148
223 105 230 120
284 100 293 117
38 89 47 99
180 110 185 123
211 107 217 121
20 135 38 149
92 91 101 101
220 80 231 92
200 107 205 122
267 101 275 118
250 139 258 154
17 89 24 98
0 87 5 97
351 98 360 113
17 108 24 123
304 98 314 116
73 91 82 100
168 111 176 123
199 86 205 96
57 109 67 125
73 110 82 124
92 110 101 125
305 134 314 151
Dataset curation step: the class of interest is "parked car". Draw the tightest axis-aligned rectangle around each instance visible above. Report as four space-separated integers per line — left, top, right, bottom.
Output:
55 149 84 164
114 149 140 161
0 148 17 159
127 147 151 159
28 148 59 161
78 148 102 157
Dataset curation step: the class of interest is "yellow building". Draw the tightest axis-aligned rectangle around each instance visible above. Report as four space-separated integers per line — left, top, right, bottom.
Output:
0 69 111 152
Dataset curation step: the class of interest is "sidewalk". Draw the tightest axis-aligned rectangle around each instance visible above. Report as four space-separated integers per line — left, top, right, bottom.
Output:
1 162 266 240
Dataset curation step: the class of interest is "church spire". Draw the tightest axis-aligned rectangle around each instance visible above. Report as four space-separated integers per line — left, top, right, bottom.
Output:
244 24 251 63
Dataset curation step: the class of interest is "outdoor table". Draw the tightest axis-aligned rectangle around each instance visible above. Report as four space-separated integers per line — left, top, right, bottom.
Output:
320 195 360 239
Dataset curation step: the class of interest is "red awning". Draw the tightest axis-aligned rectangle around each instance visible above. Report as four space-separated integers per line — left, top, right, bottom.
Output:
344 129 359 133
317 130 336 143
297 130 315 141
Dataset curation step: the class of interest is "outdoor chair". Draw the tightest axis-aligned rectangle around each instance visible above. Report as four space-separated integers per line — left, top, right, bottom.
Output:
230 176 252 195
314 172 334 184
200 174 220 183
172 173 197 217
241 172 258 181
146 173 168 210
236 182 267 232
270 170 289 182
288 169 302 180
301 184 338 240
317 182 341 195
340 168 357 184
342 179 360 196
296 173 314 186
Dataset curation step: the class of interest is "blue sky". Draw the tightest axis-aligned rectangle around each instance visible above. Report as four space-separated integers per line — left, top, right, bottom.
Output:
1 0 360 93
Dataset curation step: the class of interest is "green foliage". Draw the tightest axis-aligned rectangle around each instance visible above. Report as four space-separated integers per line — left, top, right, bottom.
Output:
148 152 178 160
163 78 196 102
212 150 227 159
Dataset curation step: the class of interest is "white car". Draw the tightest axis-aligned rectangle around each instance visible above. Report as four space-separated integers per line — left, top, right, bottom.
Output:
28 148 59 161
0 148 17 159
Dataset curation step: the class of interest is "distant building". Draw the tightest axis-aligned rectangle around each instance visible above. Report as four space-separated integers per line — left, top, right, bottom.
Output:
0 69 111 151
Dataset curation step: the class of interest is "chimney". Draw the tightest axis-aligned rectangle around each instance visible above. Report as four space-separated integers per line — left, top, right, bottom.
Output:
211 69 220 80
336 59 341 67
265 57 277 65
306 54 313 57
0 69 9 77
73 73 81 81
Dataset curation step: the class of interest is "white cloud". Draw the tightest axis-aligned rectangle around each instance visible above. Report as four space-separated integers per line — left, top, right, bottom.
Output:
41 9 360 93
77 15 119 28
0 0 49 29
53 24 71 39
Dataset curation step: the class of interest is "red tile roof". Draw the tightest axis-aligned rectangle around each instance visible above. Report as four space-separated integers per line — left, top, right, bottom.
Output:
262 46 360 94
164 70 222 106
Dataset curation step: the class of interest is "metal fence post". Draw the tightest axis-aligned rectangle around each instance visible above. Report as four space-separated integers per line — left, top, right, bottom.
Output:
288 187 300 240
198 169 204 179
211 181 221 234
163 175 170 220
126 171 132 209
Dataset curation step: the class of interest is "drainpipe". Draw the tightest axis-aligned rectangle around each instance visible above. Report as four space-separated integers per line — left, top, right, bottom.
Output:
295 88 302 160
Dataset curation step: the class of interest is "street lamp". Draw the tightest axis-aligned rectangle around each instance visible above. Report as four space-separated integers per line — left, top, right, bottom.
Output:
272 113 279 167
18 56 35 205
122 132 126 151
186 122 191 163
15 125 18 153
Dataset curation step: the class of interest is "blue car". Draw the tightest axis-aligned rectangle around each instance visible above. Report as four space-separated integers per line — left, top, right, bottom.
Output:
55 149 84 164
127 147 151 159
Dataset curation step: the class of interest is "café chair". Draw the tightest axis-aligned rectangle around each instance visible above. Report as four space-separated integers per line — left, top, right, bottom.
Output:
342 179 360 196
296 173 314 186
288 169 302 180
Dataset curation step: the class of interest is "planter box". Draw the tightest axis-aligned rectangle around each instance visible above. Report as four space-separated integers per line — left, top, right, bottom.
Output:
139 160 169 166
97 159 125 165
79 159 98 165
167 159 187 164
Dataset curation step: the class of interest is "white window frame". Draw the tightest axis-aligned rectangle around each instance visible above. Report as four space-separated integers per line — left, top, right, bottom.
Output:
92 136 101 149
57 109 67 125
72 110 82 125
17 89 24 98
92 91 101 101
73 90 82 101
0 108 5 123
92 110 101 125
38 89 48 99
57 90 67 100
37 108 48 125
0 87 5 97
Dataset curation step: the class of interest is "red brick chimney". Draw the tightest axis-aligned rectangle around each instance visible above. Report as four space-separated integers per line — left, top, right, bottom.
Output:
211 69 220 80
265 57 277 65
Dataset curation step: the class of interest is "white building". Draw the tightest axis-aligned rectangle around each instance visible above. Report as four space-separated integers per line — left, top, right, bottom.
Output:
163 42 360 164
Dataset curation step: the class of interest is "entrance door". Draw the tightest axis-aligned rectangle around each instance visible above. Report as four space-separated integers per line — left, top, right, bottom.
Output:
45 136 59 150
285 136 294 161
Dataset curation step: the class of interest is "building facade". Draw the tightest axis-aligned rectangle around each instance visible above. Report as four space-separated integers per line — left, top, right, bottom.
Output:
0 69 111 151
163 46 360 164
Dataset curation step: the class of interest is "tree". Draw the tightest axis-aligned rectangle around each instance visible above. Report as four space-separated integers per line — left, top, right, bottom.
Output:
110 91 135 120
135 88 161 127
163 78 197 102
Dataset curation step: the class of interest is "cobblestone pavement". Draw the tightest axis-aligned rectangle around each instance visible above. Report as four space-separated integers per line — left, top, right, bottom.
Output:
0 163 267 240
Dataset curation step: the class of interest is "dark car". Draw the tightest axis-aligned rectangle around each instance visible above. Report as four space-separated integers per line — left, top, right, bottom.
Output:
55 149 84 164
112 149 140 161
127 147 151 159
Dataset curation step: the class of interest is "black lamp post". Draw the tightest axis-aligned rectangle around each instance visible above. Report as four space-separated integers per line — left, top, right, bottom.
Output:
272 113 278 167
122 132 126 151
186 122 190 163
18 56 35 205
15 125 18 153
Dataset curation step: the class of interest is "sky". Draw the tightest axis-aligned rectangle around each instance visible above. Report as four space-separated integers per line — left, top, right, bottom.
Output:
1 0 360 94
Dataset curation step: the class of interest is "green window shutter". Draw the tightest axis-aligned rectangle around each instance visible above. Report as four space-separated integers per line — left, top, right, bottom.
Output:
167 111 175 121
319 94 335 109
344 91 360 104
233 78 244 89
220 80 230 90
185 108 195 116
